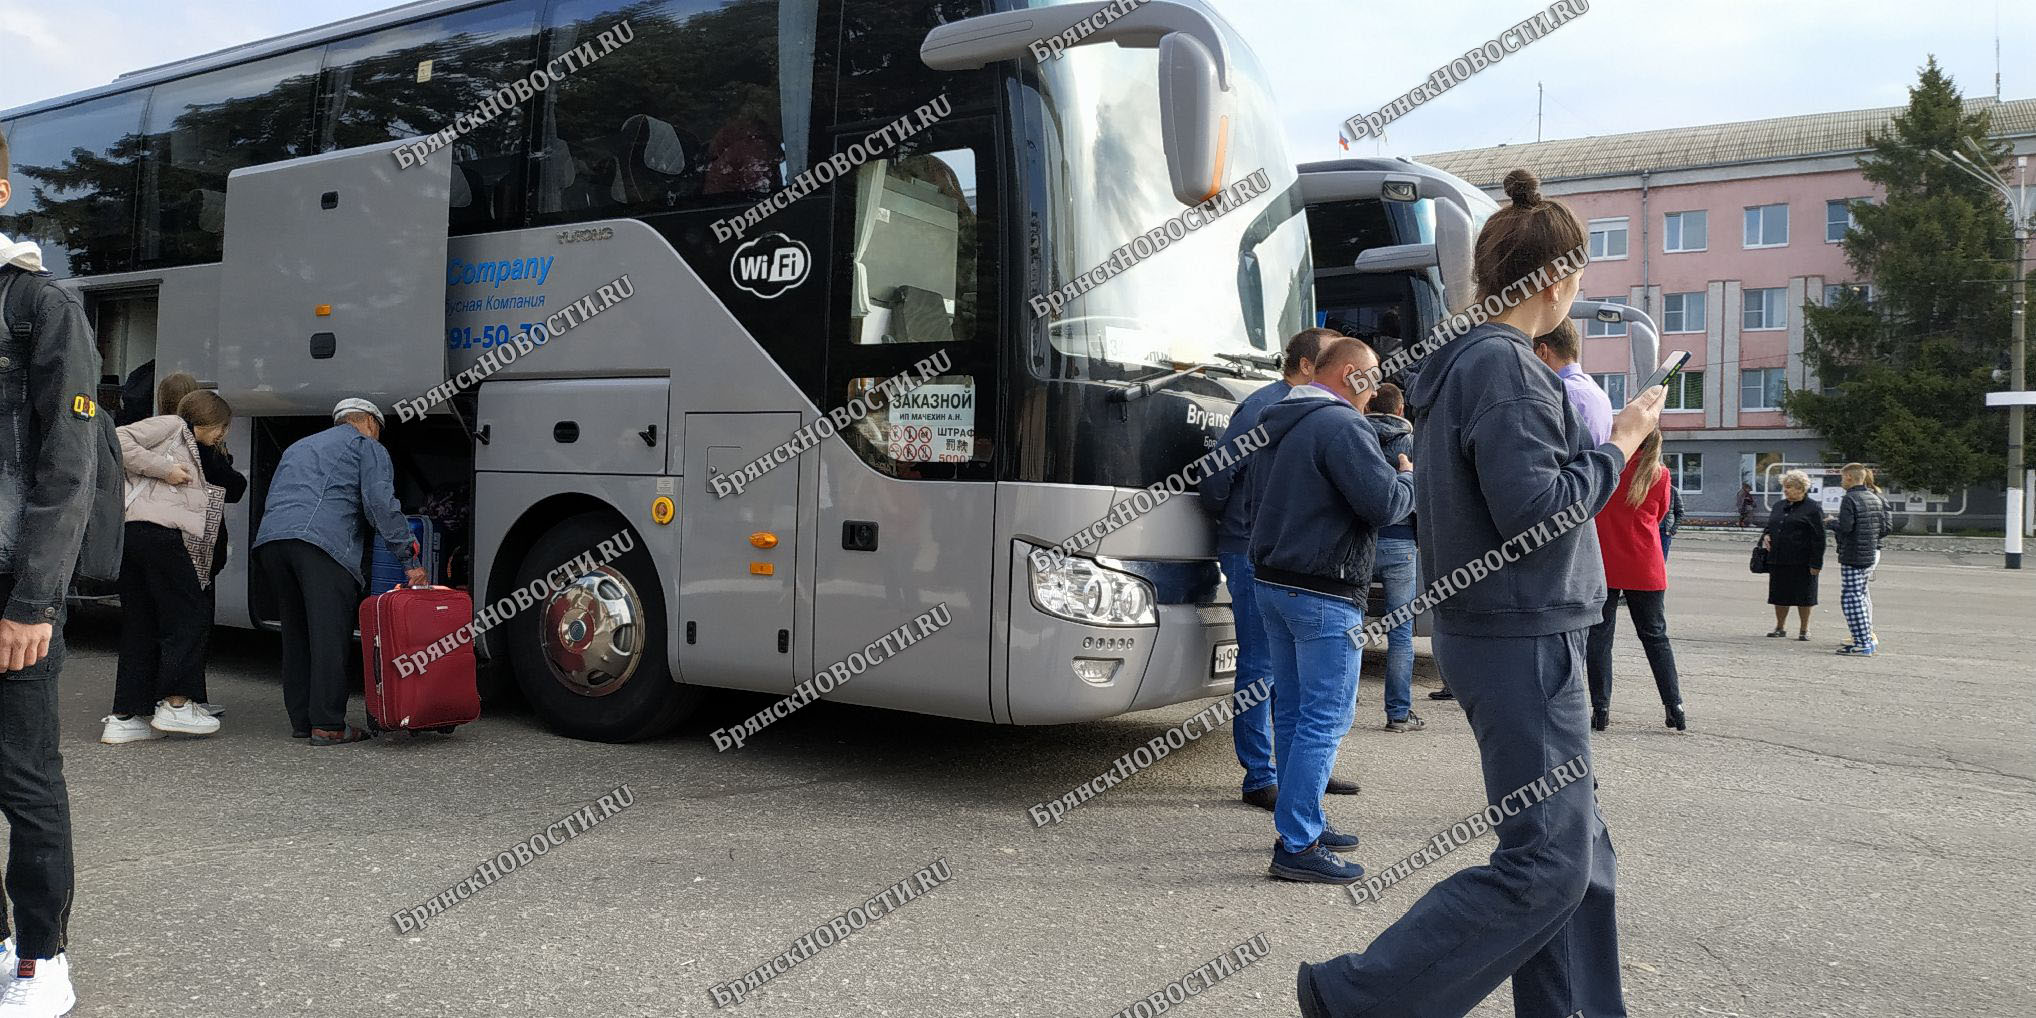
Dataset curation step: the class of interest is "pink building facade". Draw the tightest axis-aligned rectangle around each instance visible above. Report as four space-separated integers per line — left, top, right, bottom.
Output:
1422 97 2036 520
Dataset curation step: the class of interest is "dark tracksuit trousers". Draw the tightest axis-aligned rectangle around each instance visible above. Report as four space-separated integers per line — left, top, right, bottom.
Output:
257 539 360 732
112 521 210 716
0 575 75 961
1305 628 1625 1018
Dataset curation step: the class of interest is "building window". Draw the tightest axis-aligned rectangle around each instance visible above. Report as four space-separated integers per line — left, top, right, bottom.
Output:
1743 450 1785 494
1740 366 1786 410
1663 452 1703 493
1742 287 1787 330
1589 372 1628 410
1662 291 1706 333
1743 203 1788 248
1823 282 1873 307
1584 295 1628 337
1588 217 1628 260
1662 369 1704 411
1663 210 1706 252
1826 197 1870 243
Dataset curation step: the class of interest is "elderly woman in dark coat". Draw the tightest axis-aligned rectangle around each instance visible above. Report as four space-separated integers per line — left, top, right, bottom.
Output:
1761 469 1826 639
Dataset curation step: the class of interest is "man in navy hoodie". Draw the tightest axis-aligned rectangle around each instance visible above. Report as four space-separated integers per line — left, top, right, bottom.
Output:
1246 337 1413 884
1200 327 1345 812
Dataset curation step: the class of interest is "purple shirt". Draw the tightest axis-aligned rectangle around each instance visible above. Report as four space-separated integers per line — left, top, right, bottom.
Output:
1557 363 1613 446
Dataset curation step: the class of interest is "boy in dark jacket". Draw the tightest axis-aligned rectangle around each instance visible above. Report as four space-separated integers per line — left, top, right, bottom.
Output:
1200 328 1339 811
1244 338 1413 884
0 125 94 1012
1363 384 1422 731
1832 463 1892 655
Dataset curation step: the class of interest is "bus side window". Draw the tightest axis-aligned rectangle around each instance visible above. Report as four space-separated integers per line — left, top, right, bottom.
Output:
532 0 814 220
849 149 977 346
315 1 540 231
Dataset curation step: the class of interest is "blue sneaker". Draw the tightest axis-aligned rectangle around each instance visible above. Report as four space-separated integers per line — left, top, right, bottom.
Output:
1317 824 1360 853
1268 840 1366 884
1836 643 1876 656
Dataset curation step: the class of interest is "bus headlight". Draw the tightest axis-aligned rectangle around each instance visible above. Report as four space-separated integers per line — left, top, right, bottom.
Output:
1026 548 1158 627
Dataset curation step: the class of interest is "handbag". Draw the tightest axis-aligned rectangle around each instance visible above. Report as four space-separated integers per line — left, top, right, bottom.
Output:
1749 539 1769 574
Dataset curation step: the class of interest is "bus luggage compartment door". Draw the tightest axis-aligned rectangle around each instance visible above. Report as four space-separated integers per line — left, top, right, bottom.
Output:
678 413 801 694
215 139 453 415
476 378 670 475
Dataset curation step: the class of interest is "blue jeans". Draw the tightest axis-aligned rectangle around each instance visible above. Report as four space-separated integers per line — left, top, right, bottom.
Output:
1371 536 1418 722
1255 583 1362 853
1305 628 1626 1018
1220 553 1277 794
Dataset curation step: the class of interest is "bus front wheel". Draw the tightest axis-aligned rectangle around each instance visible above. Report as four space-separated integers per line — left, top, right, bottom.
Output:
504 512 699 742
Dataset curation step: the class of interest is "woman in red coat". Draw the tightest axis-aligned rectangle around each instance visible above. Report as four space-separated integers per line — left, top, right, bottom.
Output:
1585 429 1686 732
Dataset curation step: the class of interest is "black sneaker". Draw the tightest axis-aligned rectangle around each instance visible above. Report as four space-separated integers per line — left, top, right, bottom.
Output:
1317 823 1361 853
1428 688 1455 701
1324 776 1360 795
1268 840 1366 884
1242 785 1279 812
1384 712 1426 733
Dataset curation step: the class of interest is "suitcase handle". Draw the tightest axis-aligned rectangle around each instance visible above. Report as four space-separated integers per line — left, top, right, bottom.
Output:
389 582 453 592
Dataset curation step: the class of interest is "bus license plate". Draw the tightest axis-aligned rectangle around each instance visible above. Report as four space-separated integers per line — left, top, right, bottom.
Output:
1211 642 1239 677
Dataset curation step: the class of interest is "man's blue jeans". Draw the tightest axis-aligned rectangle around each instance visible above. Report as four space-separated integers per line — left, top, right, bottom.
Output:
1220 553 1277 794
1371 536 1418 722
1304 628 1626 1018
1255 583 1362 854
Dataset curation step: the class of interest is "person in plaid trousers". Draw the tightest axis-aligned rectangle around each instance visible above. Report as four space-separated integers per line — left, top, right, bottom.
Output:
1831 463 1893 656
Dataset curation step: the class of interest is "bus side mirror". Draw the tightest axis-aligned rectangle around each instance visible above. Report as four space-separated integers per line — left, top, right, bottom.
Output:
919 2 1237 208
1351 243 1440 274
1157 32 1235 207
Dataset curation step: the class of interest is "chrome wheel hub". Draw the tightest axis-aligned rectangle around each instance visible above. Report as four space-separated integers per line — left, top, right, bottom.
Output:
539 564 644 697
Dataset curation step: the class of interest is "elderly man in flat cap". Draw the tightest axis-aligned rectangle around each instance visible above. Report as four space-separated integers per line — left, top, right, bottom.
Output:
254 398 424 745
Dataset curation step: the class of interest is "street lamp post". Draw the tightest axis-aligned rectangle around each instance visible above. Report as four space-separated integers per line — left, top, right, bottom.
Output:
1932 146 2031 568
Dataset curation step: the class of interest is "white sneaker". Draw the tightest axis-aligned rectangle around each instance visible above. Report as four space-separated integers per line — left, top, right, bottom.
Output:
150 700 220 736
99 715 160 745
0 951 75 1017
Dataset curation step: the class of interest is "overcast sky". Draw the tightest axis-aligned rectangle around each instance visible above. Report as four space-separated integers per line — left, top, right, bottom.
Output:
3 0 2030 160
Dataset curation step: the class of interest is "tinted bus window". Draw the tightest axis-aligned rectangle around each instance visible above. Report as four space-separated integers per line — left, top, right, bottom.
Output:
533 0 815 222
319 1 541 232
0 91 148 278
1306 198 1396 270
836 0 994 125
138 51 321 266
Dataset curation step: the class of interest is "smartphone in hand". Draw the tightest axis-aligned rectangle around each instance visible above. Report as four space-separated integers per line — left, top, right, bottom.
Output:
1640 350 1692 392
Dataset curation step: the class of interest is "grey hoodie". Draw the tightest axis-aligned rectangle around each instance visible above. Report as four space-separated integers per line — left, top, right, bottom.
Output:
1405 322 1625 637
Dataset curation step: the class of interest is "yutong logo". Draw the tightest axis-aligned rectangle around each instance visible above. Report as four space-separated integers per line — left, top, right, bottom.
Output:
1185 404 1231 430
731 233 810 299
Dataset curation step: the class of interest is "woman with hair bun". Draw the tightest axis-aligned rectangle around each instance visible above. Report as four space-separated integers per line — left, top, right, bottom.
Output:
1297 169 1664 1018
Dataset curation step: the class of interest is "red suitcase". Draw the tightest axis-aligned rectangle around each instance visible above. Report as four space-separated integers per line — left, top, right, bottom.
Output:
359 586 481 734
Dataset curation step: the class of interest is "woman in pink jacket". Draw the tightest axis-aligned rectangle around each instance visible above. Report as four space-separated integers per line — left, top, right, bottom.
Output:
100 390 233 744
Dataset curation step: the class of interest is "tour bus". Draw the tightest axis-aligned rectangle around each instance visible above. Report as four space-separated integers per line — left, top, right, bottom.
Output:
1 0 1311 742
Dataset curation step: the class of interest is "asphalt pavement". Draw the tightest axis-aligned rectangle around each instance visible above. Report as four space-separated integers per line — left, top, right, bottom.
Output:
25 535 2035 1017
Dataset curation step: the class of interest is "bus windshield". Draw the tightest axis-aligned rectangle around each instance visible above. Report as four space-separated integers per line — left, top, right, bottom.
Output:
1026 2 1310 376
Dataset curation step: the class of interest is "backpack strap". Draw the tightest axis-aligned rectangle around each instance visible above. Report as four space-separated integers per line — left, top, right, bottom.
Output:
2 265 44 342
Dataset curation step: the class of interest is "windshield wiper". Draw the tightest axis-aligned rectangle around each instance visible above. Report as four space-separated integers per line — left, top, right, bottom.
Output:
1214 351 1283 374
1109 359 1272 403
